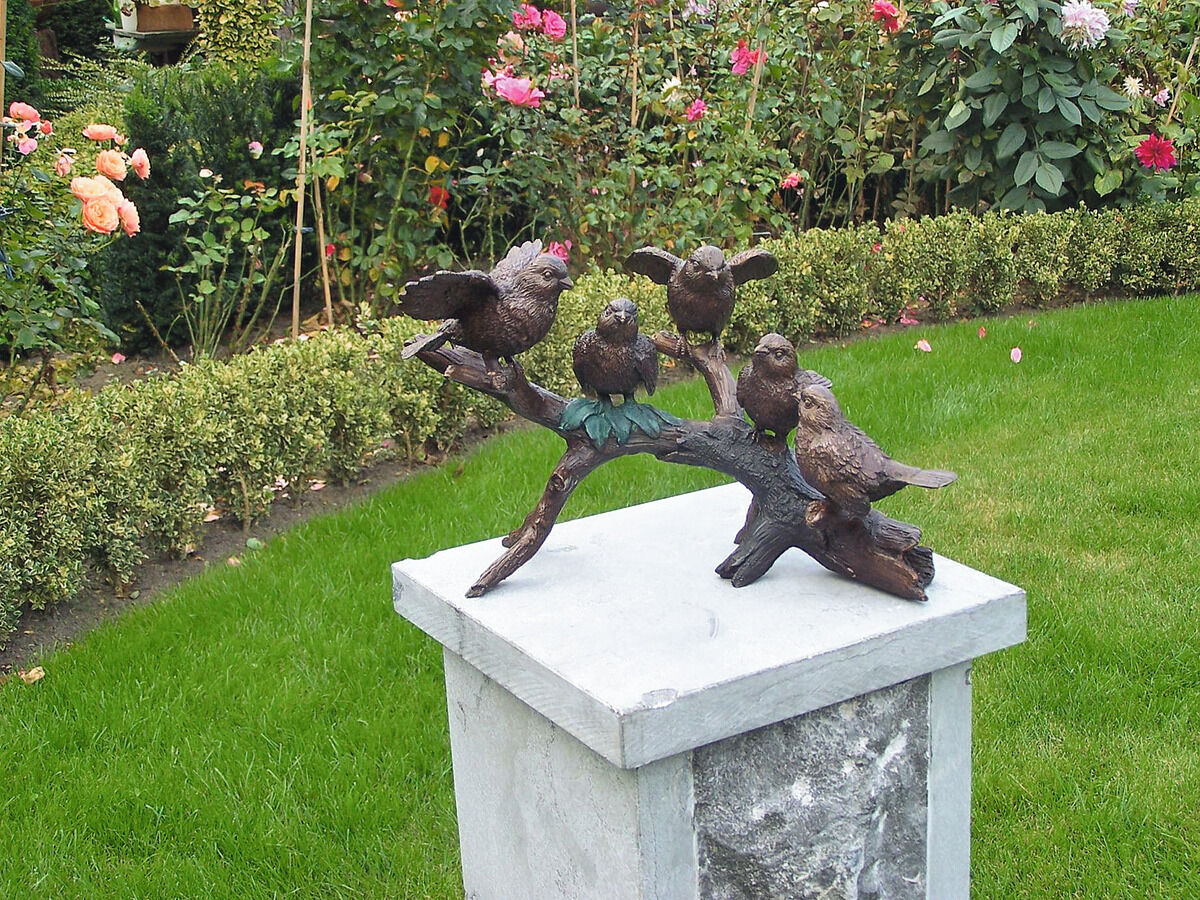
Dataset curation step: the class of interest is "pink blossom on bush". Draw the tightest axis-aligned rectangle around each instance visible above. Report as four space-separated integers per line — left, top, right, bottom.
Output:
1059 0 1109 50
55 153 74 176
730 40 765 75
547 240 572 261
542 9 567 40
512 3 541 30
130 148 151 180
8 101 40 122
686 98 707 121
82 123 118 141
482 63 515 91
1135 133 1176 171
16 137 37 155
494 76 545 108
780 171 802 189
248 140 264 159
1152 88 1170 107
871 0 901 32
38 120 53 136
118 199 141 237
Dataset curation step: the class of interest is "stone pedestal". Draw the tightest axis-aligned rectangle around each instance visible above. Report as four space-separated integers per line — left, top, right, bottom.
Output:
392 483 1025 899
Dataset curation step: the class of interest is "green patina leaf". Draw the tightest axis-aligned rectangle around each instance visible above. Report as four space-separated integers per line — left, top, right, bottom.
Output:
609 409 633 444
621 402 663 437
584 412 612 448
559 398 599 432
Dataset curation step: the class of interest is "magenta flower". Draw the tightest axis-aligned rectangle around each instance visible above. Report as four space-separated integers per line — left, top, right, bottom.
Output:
1135 133 1177 171
780 171 802 189
730 40 765 75
512 3 542 30
494 76 545 108
547 240 572 262
686 98 707 121
541 9 567 41
871 0 901 32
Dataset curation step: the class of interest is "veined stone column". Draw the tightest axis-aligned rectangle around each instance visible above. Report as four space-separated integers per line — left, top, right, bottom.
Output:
393 483 1025 899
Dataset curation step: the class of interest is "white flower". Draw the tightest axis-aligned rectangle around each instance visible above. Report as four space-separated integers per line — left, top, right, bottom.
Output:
1060 0 1110 50
1122 75 1144 99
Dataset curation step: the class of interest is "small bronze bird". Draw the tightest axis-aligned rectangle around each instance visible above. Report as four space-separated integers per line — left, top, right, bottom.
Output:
400 240 573 373
624 244 777 344
572 298 658 403
793 383 957 518
736 333 831 438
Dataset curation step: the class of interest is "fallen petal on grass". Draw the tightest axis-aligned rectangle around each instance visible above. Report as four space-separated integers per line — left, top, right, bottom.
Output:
915 339 932 352
19 667 45 685
1011 346 1023 363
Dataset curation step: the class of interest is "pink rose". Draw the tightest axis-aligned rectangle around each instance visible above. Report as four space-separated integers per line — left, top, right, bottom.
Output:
686 98 707 121
16 137 37 155
494 76 545 108
38 120 53 136
512 3 542 29
730 39 765 75
82 196 121 234
118 199 141 237
55 153 74 176
71 174 124 205
780 171 802 189
541 9 567 40
547 240 572 262
96 149 128 181
872 0 901 32
7 101 40 122
82 123 118 141
129 147 151 180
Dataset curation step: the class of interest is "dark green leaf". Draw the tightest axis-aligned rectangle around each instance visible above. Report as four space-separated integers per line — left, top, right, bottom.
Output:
1040 141 1081 159
1092 84 1131 110
932 6 968 27
990 21 1020 53
1034 163 1064 195
945 100 971 130
1037 87 1055 113
996 122 1027 159
1056 97 1081 126
964 145 983 171
983 92 1009 127
964 67 999 90
921 130 955 153
1093 169 1122 197
1014 150 1039 186
1078 97 1102 123
1014 0 1039 21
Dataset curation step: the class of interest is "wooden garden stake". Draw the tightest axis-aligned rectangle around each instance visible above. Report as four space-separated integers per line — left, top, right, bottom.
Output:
1166 35 1198 127
310 155 334 327
289 0 316 339
570 0 579 108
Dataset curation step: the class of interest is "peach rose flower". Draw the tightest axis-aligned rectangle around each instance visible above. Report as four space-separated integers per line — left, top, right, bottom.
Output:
96 149 128 181
82 197 120 234
118 199 141 236
82 123 118 141
129 147 150 180
70 175 124 205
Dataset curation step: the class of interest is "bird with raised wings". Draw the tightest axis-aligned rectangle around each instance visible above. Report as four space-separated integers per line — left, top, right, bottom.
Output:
400 240 573 374
624 243 777 345
736 333 831 439
793 383 956 518
572 298 658 404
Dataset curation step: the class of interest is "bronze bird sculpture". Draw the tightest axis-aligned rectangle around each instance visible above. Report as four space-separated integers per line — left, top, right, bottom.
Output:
624 244 777 344
400 240 573 374
793 383 956 518
573 298 658 404
736 333 831 439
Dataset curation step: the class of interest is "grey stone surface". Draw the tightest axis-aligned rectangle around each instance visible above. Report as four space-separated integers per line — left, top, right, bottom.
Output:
693 676 930 900
393 483 1026 768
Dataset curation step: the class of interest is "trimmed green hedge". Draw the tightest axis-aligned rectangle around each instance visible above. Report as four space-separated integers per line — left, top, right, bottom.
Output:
2 200 1199 644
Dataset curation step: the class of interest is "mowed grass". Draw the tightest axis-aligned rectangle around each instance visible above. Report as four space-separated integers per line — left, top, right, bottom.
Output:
2 295 1199 897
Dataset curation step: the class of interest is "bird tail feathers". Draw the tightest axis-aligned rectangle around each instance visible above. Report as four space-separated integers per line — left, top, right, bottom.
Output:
901 467 957 489
402 331 449 359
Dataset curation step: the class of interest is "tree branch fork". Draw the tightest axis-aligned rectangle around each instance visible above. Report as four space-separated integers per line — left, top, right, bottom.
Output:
412 333 936 601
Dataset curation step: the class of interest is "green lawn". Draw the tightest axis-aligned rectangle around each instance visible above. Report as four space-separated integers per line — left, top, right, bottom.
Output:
3 296 1199 897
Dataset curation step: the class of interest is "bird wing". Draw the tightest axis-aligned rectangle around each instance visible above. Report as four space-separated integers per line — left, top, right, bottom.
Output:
633 334 659 396
398 270 497 320
572 330 596 393
728 248 779 285
807 430 871 517
795 368 832 390
624 247 682 285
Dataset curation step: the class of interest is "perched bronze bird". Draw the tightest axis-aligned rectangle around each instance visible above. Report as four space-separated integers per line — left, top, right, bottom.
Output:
794 383 956 518
572 298 658 403
736 333 831 438
624 244 777 344
400 240 573 373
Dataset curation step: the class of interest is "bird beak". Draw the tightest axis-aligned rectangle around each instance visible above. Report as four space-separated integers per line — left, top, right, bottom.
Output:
707 271 720 280
560 276 574 290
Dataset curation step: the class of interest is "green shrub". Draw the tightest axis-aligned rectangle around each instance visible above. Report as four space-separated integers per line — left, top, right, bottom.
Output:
94 61 299 352
3 198 1199 647
40 0 115 60
2 0 43 108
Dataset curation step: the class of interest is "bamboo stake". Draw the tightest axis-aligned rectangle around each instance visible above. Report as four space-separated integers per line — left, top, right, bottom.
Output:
630 7 640 129
1 0 8 170
311 160 334 327
571 0 580 109
1165 34 1198 127
744 1 768 133
289 0 316 339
